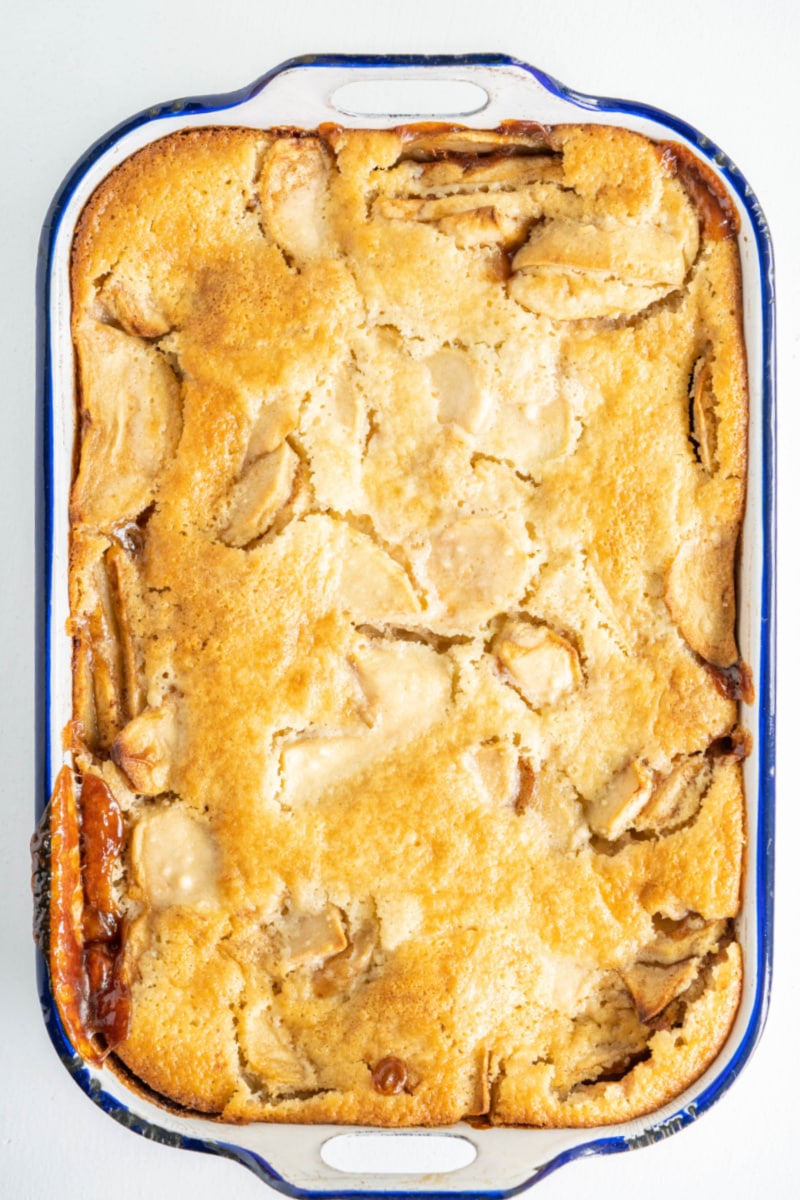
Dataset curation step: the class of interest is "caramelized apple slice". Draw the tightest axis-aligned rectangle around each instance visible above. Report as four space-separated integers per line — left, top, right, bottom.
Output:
640 915 728 966
76 536 146 751
86 600 124 751
396 128 551 160
509 218 695 320
467 1046 492 1118
689 354 719 473
220 441 298 547
43 767 99 1063
103 544 144 722
515 757 537 814
621 959 699 1023
665 527 738 667
96 271 171 339
313 920 377 998
283 907 347 968
633 756 708 834
374 194 531 248
380 153 562 197
258 137 331 266
494 620 582 709
560 978 651 1087
80 773 124 942
587 760 655 840
111 704 179 795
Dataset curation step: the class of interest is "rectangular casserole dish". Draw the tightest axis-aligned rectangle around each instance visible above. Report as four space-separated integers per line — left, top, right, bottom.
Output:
35 53 776 1195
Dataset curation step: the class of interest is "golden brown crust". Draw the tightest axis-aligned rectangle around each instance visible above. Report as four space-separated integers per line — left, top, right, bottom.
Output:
60 123 748 1126
492 943 742 1127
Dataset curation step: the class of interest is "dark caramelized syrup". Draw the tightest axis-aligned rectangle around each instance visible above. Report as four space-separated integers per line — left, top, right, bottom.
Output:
79 773 130 1053
708 724 753 761
372 1055 409 1095
706 660 754 704
35 768 131 1060
80 773 123 940
660 142 739 241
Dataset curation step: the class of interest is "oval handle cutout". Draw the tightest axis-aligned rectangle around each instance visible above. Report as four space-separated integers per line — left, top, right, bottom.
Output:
321 1132 477 1175
330 79 489 119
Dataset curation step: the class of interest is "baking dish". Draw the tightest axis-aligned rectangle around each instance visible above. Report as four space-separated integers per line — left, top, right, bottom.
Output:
34 52 776 1195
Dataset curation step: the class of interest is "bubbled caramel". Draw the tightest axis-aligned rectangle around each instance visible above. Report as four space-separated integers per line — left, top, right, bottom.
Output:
372 1056 409 1095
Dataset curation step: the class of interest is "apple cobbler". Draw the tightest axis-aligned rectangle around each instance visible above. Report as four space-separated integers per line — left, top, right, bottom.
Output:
45 121 749 1126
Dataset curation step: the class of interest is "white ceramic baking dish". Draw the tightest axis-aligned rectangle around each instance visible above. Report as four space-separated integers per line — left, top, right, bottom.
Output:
35 53 776 1197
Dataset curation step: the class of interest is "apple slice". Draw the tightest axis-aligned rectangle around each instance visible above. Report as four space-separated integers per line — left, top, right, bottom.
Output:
238 1003 317 1089
622 959 699 1023
509 216 698 320
427 348 492 434
131 807 220 909
665 526 738 667
689 354 719 473
71 323 181 526
258 137 331 267
494 620 582 709
97 271 171 339
587 759 655 840
220 441 298 547
469 739 520 806
283 907 347 968
111 703 179 795
427 517 528 624
313 920 377 998
633 756 708 834
338 529 421 622
640 916 728 966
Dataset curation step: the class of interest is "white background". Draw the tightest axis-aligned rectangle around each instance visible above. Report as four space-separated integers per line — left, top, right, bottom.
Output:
1 1 796 1196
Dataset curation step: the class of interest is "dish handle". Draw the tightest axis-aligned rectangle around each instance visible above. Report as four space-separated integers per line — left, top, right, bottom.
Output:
238 53 602 131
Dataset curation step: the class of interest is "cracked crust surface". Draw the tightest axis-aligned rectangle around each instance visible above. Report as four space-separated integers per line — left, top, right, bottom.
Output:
62 123 748 1125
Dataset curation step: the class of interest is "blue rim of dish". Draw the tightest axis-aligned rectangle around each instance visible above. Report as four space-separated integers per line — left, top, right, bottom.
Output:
35 52 776 1200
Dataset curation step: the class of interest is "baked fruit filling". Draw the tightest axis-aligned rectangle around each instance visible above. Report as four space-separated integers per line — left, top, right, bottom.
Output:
43 121 748 1126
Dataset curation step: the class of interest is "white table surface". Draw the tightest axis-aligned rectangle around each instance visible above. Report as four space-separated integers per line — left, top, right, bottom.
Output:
2 1 796 1196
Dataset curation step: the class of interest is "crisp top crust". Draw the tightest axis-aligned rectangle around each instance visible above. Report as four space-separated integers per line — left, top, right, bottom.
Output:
64 123 747 1125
